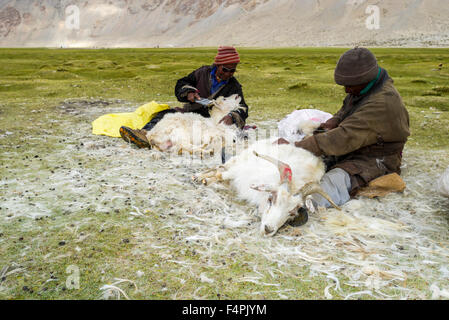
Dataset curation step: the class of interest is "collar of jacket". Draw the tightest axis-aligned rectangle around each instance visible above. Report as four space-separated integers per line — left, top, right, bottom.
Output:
341 68 390 121
208 64 236 83
359 67 382 95
210 65 229 94
351 68 389 104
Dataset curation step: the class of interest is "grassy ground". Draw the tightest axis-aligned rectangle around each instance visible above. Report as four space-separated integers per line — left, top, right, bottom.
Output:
0 48 448 300
1 47 449 147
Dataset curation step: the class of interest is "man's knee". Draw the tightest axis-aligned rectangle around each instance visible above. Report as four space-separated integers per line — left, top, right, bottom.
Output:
314 168 351 208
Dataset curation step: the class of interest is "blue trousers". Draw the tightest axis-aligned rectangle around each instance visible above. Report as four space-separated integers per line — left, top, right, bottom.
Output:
313 168 352 208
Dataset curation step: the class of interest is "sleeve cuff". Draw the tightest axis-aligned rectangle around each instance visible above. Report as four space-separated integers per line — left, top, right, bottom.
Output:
294 135 324 157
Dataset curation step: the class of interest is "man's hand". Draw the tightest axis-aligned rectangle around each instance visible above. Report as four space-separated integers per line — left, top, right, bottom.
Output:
219 115 234 126
294 136 323 157
319 118 339 131
273 138 290 145
187 91 201 103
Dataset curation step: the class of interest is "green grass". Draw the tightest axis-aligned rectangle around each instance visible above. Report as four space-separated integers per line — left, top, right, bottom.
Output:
0 48 448 300
1 47 447 148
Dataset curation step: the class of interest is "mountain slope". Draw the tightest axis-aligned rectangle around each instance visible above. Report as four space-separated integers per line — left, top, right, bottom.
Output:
1 0 448 47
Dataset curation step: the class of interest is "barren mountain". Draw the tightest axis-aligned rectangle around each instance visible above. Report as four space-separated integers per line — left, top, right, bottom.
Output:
1 0 448 47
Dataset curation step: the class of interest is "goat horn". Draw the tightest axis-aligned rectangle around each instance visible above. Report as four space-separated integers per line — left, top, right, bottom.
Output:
252 151 293 187
250 184 276 193
296 182 342 211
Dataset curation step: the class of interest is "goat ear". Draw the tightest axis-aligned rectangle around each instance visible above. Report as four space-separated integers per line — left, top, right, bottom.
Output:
304 197 317 214
234 95 241 104
250 184 276 193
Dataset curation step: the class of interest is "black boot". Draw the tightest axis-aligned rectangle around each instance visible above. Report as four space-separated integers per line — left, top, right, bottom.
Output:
119 126 150 149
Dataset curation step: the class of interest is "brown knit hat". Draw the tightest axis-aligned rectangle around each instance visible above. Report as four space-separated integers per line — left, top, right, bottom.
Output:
334 47 379 86
214 46 240 65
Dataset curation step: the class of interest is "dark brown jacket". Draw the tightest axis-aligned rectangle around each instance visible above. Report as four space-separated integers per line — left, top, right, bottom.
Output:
175 65 249 128
314 69 410 193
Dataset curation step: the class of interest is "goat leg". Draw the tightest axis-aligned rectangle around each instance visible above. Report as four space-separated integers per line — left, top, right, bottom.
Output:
202 172 223 186
192 167 220 183
192 165 226 184
192 170 215 183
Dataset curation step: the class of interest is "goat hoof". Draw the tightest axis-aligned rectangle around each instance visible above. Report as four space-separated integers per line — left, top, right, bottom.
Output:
289 207 309 227
264 225 273 235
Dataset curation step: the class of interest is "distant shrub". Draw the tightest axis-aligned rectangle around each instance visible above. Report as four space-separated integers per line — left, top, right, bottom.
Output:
422 91 441 97
433 86 449 94
411 79 427 84
288 82 308 90
127 61 147 67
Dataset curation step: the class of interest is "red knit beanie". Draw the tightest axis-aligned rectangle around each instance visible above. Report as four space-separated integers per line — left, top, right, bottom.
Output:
214 46 240 65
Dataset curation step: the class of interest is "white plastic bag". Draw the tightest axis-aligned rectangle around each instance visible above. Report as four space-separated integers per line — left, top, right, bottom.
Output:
278 109 333 142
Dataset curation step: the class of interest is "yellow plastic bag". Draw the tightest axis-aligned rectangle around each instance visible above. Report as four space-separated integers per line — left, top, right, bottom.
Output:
92 101 170 137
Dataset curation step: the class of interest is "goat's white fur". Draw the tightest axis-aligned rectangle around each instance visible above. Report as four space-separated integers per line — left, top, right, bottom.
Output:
194 138 338 236
146 95 243 154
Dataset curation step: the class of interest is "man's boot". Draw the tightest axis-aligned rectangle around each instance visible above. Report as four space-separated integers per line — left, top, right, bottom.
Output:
119 126 151 149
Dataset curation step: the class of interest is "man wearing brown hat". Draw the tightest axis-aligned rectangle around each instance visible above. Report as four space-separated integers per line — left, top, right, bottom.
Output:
277 47 410 211
120 46 249 148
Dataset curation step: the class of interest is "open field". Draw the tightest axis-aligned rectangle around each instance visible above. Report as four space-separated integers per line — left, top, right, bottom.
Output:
0 48 448 300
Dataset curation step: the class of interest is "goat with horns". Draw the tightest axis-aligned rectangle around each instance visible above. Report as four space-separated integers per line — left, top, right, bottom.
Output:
193 139 341 236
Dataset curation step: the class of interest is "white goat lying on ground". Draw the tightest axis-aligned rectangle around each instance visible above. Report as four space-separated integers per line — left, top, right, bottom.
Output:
437 166 449 198
193 138 341 236
146 95 244 155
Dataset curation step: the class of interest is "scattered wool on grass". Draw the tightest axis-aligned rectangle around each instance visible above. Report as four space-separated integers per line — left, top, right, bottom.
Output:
436 166 449 197
99 278 138 300
1 101 449 299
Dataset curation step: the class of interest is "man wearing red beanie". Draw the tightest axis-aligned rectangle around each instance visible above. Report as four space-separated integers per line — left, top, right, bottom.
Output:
120 46 249 148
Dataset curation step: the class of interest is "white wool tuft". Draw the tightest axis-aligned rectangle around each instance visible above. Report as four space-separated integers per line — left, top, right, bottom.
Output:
278 109 332 142
436 167 449 198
